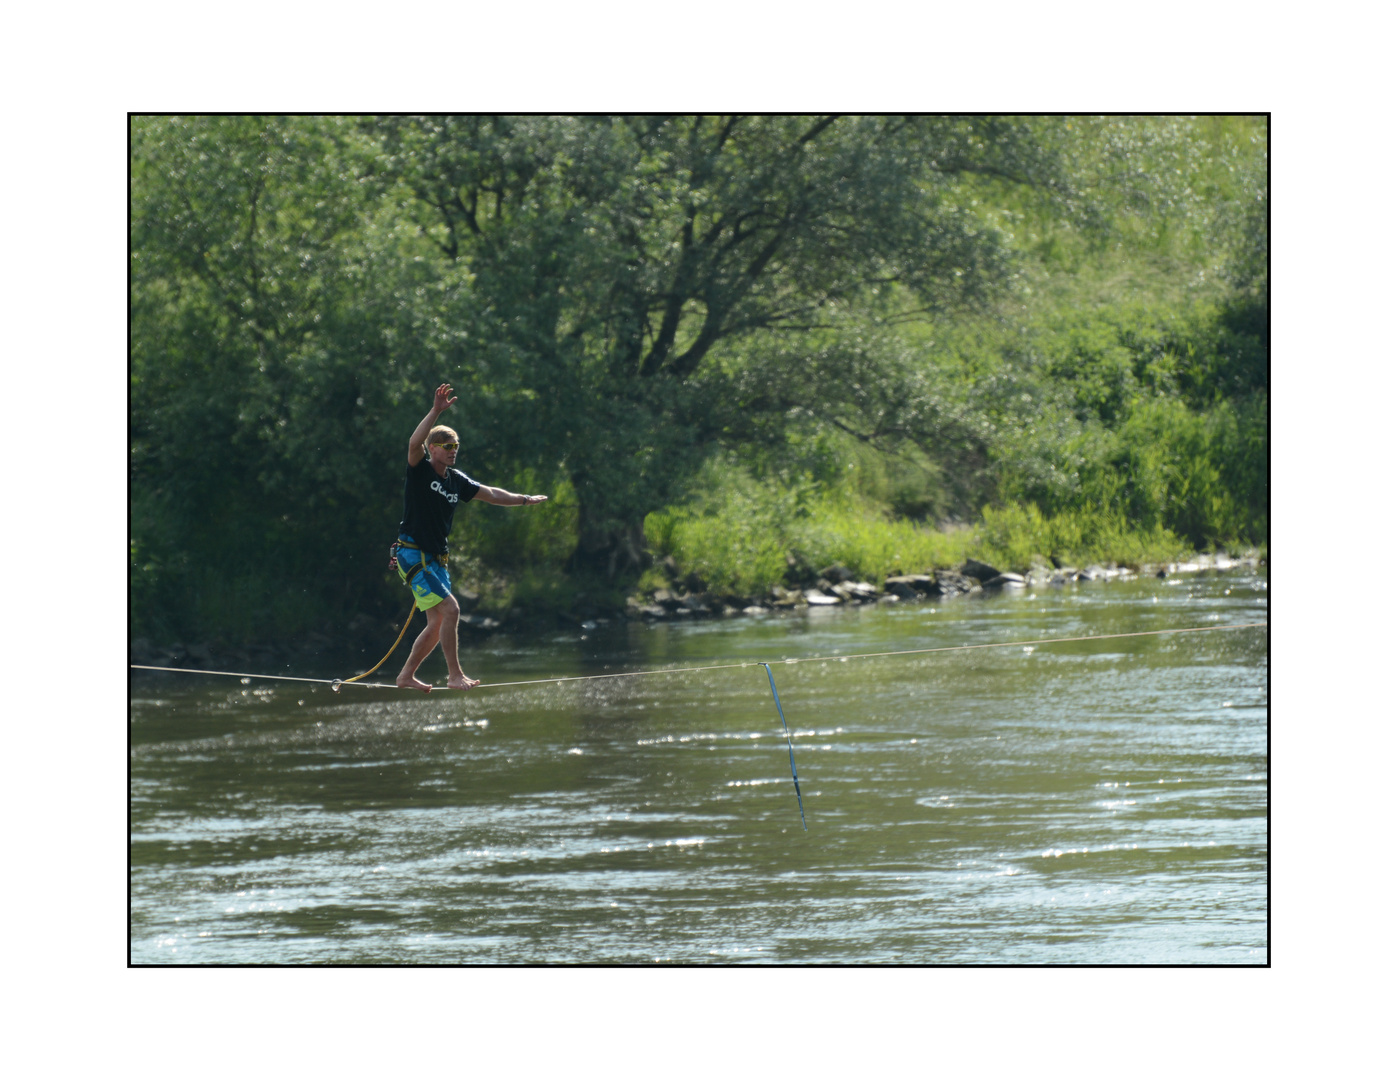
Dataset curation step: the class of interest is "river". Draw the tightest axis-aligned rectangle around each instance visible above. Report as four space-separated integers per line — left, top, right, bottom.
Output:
130 565 1267 964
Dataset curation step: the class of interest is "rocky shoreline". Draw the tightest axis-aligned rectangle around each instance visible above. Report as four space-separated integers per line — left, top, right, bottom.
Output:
130 550 1264 673
612 550 1264 624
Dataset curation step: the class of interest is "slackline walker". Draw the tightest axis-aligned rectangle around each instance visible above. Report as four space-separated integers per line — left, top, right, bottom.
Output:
131 620 1265 830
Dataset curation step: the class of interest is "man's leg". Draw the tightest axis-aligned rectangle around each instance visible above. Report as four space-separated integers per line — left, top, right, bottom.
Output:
396 604 446 692
439 598 479 690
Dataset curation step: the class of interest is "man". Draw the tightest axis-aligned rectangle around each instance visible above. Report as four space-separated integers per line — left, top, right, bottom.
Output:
395 383 548 691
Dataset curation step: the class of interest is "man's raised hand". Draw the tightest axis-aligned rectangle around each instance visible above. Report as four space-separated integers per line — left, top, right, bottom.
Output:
434 383 457 413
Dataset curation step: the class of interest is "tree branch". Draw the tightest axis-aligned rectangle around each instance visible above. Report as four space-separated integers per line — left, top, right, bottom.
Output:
795 115 840 148
639 209 698 377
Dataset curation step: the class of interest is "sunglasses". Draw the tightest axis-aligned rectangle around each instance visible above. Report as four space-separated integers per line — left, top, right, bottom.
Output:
432 442 460 452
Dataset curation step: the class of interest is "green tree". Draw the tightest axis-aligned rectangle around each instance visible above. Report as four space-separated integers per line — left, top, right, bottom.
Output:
131 115 434 639
131 114 1265 645
373 114 1105 576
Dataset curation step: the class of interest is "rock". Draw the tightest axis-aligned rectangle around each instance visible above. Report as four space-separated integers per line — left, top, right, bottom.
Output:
459 614 500 631
819 563 856 583
652 588 684 610
830 581 863 601
805 589 841 605
934 570 980 595
960 559 1002 583
886 574 935 595
680 594 710 613
636 604 668 619
981 573 1027 589
742 606 768 616
844 581 878 600
769 585 804 607
884 580 919 600
1156 568 1168 578
580 620 598 631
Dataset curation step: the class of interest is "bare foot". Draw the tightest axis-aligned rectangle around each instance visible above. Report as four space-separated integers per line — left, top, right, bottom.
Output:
447 673 480 690
396 674 433 692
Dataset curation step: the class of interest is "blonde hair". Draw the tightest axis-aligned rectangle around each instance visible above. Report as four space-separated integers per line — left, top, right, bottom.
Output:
424 425 458 454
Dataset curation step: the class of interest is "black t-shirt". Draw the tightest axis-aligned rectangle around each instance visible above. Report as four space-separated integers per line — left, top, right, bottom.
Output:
399 458 481 555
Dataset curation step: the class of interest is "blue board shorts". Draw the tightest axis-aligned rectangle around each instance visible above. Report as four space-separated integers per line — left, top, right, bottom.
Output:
395 536 452 611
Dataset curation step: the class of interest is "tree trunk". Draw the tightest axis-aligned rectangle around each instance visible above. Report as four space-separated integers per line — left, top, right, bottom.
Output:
567 500 650 580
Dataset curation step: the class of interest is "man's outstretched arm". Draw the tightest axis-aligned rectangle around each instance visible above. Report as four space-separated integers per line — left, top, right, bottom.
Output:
472 485 549 507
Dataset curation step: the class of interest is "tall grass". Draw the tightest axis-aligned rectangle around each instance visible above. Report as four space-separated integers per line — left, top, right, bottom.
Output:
976 503 1186 569
643 472 1198 596
643 472 790 595
786 499 970 583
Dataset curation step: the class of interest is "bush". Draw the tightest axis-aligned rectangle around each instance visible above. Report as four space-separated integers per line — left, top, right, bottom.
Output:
453 471 579 571
643 472 790 596
787 499 968 582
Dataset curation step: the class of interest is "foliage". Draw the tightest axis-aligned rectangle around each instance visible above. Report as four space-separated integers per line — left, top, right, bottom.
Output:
642 459 1195 589
643 460 799 596
130 114 1267 644
364 115 1111 571
986 300 1267 549
975 503 1186 570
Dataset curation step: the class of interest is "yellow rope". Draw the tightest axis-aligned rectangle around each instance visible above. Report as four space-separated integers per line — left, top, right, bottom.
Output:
331 601 418 692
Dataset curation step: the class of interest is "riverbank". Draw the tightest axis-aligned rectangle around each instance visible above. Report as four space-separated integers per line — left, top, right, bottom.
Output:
128 549 1264 676
618 549 1265 622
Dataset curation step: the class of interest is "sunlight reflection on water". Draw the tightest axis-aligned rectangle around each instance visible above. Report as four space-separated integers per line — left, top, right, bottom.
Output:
132 567 1267 964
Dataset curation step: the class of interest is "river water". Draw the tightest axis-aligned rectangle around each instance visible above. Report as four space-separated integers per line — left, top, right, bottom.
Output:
130 566 1267 964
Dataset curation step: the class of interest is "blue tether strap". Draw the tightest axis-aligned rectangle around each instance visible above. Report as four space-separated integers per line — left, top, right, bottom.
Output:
762 663 807 831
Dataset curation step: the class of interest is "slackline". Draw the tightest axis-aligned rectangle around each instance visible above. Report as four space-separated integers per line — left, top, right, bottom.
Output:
130 619 1265 832
129 621 1266 691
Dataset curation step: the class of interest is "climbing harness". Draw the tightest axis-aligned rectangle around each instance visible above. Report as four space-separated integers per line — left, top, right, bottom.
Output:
389 537 447 587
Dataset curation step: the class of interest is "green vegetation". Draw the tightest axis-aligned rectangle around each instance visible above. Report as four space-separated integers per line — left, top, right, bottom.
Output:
131 115 1266 645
